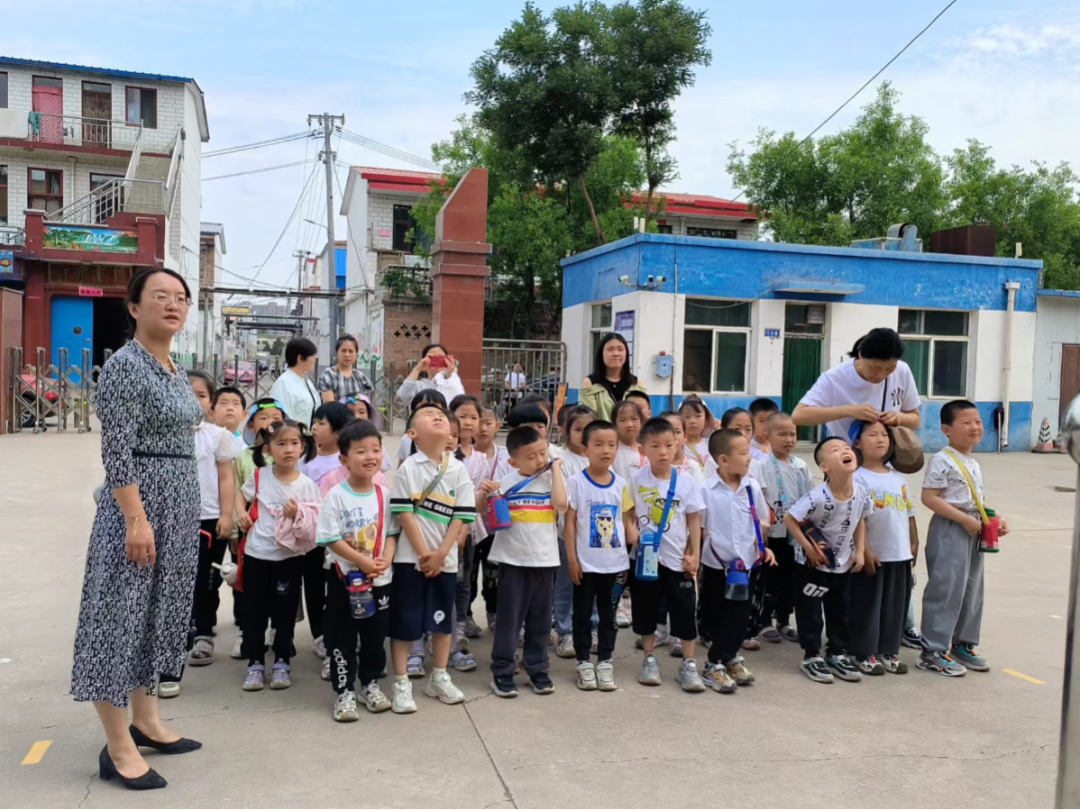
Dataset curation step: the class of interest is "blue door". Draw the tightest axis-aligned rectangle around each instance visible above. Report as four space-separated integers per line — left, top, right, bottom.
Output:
51 297 93 381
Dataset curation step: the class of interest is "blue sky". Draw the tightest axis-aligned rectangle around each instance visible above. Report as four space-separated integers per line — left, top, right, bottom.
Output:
7 0 1079 289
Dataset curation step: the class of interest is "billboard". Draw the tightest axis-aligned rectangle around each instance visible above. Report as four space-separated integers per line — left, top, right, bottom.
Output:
43 225 138 254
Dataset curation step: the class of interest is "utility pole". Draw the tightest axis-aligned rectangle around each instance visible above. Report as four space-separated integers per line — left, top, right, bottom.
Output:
307 113 345 348
293 249 312 338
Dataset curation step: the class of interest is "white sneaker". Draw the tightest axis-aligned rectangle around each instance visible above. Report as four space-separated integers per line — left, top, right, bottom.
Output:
392 679 417 714
230 634 243 659
616 597 632 628
596 660 617 692
361 682 392 713
576 660 598 690
425 671 465 704
654 624 671 648
313 635 327 659
333 690 359 722
556 634 576 658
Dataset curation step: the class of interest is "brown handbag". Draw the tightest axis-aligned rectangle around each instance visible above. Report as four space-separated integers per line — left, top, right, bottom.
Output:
882 375 924 474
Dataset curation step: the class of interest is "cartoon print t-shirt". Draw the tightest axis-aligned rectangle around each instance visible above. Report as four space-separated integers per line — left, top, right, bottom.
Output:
316 481 398 587
854 467 916 562
787 481 874 573
628 467 706 572
566 470 632 574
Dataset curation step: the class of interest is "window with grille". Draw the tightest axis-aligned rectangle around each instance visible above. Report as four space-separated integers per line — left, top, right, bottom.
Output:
682 298 751 393
898 309 969 398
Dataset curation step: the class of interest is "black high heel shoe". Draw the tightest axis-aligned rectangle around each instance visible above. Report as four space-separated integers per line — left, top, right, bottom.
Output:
98 746 167 790
129 724 203 754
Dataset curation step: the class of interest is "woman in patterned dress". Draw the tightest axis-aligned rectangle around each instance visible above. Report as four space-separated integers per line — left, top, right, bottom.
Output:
71 268 204 790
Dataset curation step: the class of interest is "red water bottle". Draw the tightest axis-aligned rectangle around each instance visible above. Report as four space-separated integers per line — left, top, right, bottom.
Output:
979 507 1000 553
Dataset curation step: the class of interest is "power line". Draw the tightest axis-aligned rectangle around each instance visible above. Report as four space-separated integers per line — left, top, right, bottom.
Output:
729 0 959 204
203 158 317 182
336 128 438 170
204 131 313 158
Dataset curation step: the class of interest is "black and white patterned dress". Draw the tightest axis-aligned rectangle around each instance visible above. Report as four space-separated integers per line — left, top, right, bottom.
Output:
71 341 203 706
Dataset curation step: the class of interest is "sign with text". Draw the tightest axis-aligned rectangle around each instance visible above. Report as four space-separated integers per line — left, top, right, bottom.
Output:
615 310 635 365
764 328 781 338
79 286 104 297
43 225 138 254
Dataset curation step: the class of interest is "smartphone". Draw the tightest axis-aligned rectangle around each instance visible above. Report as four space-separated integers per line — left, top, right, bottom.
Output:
428 355 449 370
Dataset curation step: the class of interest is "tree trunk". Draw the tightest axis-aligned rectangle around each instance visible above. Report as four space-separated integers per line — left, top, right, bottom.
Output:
644 185 656 229
578 175 606 245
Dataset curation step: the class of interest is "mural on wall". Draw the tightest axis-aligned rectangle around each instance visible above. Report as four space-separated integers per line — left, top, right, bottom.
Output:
43 225 138 254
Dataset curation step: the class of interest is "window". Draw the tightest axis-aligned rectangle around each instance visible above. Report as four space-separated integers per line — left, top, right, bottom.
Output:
125 87 157 128
898 309 969 398
657 224 673 234
90 173 123 223
0 166 7 224
391 204 431 253
686 226 737 240
682 298 751 392
28 168 63 214
0 73 7 108
589 302 613 361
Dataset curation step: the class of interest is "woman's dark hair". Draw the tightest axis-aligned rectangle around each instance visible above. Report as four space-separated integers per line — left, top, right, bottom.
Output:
312 401 352 433
253 420 317 467
337 419 382 456
187 369 216 397
420 343 448 358
589 333 637 386
450 394 483 416
410 389 447 413
125 268 191 338
849 328 905 361
286 337 318 368
335 334 360 355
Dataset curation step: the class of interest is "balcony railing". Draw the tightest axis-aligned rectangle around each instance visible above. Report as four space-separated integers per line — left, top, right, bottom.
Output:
20 112 142 151
48 178 166 225
0 225 26 246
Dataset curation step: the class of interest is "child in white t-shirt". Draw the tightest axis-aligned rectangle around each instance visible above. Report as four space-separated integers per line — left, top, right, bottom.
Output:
748 398 779 457
612 400 645 482
554 406 596 658
678 397 713 474
749 412 813 644
700 429 772 693
721 407 768 462
850 420 918 677
482 426 567 698
785 437 873 685
626 417 707 692
317 420 398 721
565 419 630 691
470 405 508 635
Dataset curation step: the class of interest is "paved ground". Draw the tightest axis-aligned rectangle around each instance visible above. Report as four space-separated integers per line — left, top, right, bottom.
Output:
0 430 1074 808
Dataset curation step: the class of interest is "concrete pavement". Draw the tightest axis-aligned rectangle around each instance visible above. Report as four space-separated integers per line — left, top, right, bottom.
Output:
0 430 1072 808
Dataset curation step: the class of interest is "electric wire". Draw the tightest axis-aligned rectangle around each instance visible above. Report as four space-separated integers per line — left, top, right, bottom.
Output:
203 158 317 182
336 128 438 170
203 131 313 158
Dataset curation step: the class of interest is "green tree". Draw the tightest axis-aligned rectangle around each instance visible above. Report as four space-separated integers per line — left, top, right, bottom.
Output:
727 83 946 244
608 0 711 227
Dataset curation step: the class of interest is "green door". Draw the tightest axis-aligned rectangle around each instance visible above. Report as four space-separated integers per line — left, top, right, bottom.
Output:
782 336 823 442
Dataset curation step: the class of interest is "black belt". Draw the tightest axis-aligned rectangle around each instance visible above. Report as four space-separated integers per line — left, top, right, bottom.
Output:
133 451 195 460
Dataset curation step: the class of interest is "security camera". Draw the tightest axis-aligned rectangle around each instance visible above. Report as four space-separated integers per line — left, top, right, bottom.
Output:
618 275 631 284
647 275 655 284
655 275 667 284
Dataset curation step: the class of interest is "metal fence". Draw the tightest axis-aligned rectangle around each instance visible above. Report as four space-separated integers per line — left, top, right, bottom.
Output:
481 339 567 419
8 346 108 433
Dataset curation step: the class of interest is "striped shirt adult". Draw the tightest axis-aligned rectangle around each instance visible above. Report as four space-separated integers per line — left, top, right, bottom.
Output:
317 364 372 402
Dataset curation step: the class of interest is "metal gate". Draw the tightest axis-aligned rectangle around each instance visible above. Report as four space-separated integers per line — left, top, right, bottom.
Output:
8 346 109 433
481 339 567 419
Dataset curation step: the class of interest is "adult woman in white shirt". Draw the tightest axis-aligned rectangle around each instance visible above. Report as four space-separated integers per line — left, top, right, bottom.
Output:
269 337 320 429
793 328 921 441
395 343 466 405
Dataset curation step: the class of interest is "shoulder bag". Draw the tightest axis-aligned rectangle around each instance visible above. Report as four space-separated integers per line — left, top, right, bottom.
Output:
486 463 550 531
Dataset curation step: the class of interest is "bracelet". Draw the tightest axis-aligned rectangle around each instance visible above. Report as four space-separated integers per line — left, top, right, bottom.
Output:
127 515 142 538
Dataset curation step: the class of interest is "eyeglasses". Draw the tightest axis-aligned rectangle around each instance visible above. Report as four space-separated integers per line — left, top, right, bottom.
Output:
150 292 193 308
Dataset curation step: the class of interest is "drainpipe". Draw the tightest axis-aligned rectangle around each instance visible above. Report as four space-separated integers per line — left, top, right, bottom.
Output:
1001 281 1021 451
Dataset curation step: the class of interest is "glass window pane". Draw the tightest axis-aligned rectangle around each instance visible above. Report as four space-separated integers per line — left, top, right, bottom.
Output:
141 90 156 129
0 185 7 224
0 166 7 185
591 302 612 329
685 298 750 327
47 171 61 194
0 73 7 108
923 310 967 336
682 330 712 392
84 82 111 95
714 332 747 392
125 88 140 123
33 76 62 88
932 341 967 397
30 169 44 194
898 309 921 334
905 339 929 396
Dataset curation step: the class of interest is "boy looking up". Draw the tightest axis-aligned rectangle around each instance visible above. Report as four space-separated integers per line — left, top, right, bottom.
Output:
918 400 1009 676
626 417 707 692
785 437 873 685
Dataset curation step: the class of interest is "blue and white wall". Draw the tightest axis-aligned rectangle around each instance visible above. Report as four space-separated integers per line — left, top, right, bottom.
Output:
561 234 1042 452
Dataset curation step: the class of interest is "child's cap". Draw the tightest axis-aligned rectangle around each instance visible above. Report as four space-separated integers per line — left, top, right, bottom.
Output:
243 399 288 446
507 403 548 429
341 393 382 430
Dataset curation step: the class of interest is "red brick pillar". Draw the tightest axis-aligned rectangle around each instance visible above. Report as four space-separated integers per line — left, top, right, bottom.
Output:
430 168 492 396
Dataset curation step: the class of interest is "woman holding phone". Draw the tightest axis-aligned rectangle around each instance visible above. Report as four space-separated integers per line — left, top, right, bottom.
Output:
395 343 465 405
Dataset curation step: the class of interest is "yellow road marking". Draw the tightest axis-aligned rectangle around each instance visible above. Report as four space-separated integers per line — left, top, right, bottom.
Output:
21 740 52 764
1003 669 1045 685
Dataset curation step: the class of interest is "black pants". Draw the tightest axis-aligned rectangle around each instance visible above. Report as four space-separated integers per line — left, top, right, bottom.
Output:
491 564 556 678
324 569 389 695
455 537 476 623
632 563 697 640
762 535 796 627
572 572 618 662
193 518 228 638
747 567 765 638
848 561 913 657
301 546 326 642
700 565 753 665
231 540 244 627
794 566 851 657
241 555 304 665
470 535 499 616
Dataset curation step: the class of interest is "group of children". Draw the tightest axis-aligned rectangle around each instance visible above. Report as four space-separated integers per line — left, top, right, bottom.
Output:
175 372 1009 722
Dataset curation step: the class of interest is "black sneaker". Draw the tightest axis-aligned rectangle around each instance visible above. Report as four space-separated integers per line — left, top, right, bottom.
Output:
530 671 555 695
901 626 926 650
491 674 519 698
825 654 863 682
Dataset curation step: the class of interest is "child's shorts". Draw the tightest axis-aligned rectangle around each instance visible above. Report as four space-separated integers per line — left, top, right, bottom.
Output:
389 563 456 641
630 563 697 640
